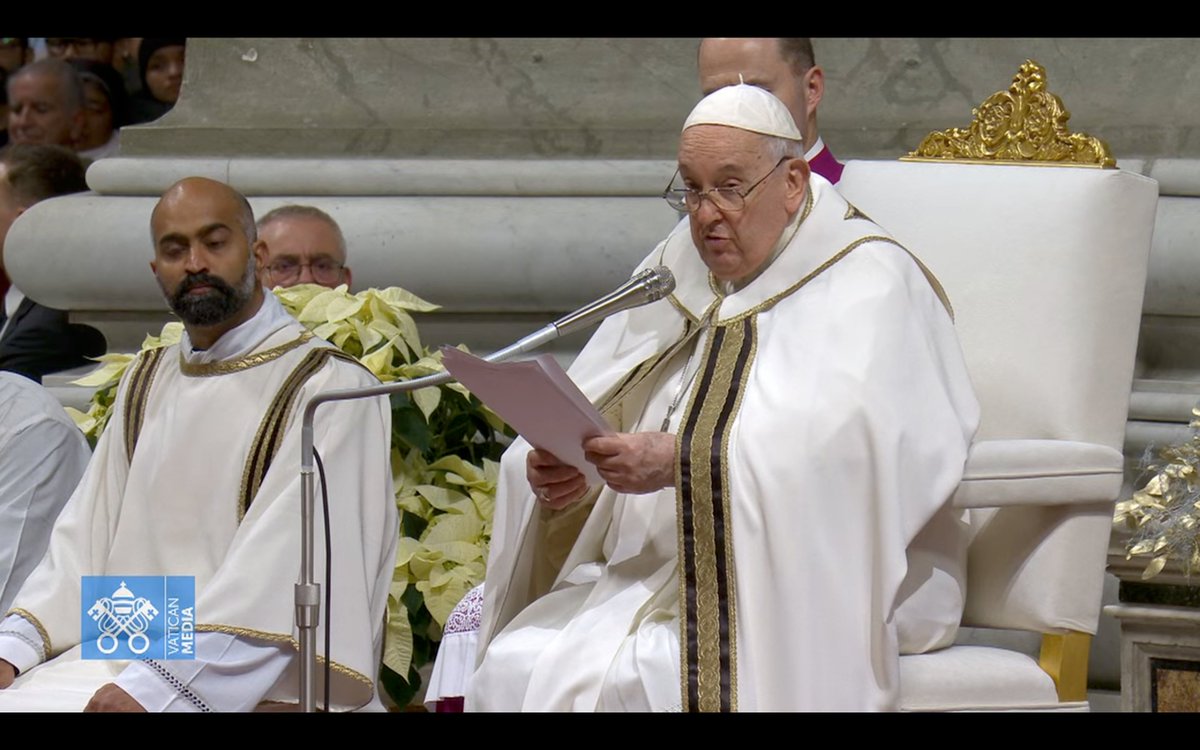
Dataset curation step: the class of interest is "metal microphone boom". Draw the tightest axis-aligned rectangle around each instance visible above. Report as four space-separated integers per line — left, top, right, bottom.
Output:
295 265 675 711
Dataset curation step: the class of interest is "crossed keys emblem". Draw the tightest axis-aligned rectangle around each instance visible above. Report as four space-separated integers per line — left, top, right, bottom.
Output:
87 581 159 655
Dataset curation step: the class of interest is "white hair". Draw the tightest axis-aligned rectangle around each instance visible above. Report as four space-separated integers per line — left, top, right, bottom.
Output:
762 133 805 162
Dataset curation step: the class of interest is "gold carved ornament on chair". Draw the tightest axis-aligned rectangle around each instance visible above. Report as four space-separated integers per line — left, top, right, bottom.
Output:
902 59 1115 169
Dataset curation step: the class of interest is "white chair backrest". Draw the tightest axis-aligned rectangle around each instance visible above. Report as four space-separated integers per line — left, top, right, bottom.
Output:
840 161 1157 634
839 161 1156 451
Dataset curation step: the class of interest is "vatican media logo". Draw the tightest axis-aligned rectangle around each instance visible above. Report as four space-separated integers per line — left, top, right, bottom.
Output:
81 576 195 660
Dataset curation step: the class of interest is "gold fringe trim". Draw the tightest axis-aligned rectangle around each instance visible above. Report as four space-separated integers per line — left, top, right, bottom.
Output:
179 331 314 377
122 347 166 461
238 347 367 521
195 623 374 689
6 608 51 661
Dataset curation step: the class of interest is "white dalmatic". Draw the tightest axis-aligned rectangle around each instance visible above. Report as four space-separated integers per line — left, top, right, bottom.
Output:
0 294 397 711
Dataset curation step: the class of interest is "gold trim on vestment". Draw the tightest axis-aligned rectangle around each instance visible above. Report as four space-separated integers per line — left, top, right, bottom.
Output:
903 59 1115 168
6 609 50 661
675 317 754 712
596 324 704 425
721 235 954 324
667 294 701 325
844 204 873 222
238 347 365 522
799 178 815 223
718 318 755 711
195 623 374 690
179 331 314 377
123 347 167 461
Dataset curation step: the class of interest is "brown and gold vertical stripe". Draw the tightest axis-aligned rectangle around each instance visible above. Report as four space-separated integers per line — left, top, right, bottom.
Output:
122 347 167 461
238 348 366 521
675 316 757 712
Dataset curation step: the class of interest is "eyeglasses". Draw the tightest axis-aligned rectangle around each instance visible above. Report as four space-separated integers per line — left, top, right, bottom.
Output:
46 38 102 55
662 157 789 213
265 259 345 285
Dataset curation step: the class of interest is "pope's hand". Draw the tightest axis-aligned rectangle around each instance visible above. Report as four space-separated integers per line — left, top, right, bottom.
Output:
527 449 589 510
0 660 14 689
584 432 675 494
83 683 147 712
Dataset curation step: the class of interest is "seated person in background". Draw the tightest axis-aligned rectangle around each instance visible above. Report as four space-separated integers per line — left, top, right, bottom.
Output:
257 205 352 290
698 37 844 184
44 37 117 67
467 84 977 711
67 60 129 161
0 176 395 712
0 370 91 612
128 38 185 125
0 39 31 76
5 59 85 150
0 144 106 382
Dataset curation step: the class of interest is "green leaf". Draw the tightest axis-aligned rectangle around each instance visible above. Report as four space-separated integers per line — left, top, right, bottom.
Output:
392 401 432 454
379 663 419 708
400 510 429 541
383 595 414 677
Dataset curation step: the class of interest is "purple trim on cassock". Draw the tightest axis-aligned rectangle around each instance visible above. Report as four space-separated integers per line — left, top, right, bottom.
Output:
808 145 845 185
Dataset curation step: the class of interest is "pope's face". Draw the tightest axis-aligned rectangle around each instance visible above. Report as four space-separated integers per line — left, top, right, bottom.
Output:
678 125 808 284
150 182 263 327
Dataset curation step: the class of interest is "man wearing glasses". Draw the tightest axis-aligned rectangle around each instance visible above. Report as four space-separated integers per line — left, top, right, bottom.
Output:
44 38 117 67
257 205 352 290
468 84 977 711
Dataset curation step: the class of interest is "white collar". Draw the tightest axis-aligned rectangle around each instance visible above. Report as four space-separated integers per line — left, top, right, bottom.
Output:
180 290 298 364
804 136 826 162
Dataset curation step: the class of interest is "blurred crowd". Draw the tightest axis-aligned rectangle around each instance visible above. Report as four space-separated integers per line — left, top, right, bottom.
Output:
0 37 186 159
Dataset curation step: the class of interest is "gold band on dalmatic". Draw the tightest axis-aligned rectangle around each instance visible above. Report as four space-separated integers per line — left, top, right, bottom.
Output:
122 347 167 461
675 316 757 712
178 331 314 377
238 347 365 521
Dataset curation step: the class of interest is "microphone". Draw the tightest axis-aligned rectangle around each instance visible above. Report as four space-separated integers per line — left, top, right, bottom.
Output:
295 264 676 710
488 265 677 363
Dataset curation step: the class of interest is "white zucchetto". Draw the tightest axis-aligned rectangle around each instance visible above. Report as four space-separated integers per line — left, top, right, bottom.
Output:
682 83 803 142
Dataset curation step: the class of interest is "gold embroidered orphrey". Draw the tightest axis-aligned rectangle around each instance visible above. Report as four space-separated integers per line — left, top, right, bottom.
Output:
903 59 1115 168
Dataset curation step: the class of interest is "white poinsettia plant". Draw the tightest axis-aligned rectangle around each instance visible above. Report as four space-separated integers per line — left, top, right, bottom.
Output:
66 284 511 707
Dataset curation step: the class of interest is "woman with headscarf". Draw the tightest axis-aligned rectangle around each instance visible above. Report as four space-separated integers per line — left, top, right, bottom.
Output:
127 37 186 125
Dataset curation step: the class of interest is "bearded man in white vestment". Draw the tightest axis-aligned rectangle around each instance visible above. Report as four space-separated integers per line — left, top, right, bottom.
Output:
0 177 397 712
468 85 979 712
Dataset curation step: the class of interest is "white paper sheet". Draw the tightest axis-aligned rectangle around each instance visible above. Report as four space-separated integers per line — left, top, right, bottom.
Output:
441 347 613 484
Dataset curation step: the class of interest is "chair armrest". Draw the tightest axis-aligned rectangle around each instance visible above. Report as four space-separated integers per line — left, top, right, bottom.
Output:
953 439 1124 509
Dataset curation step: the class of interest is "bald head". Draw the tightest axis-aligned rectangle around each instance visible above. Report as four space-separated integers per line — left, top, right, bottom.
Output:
152 177 256 248
149 177 266 345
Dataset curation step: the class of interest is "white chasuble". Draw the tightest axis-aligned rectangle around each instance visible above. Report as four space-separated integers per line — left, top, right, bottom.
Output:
469 176 979 711
0 302 397 711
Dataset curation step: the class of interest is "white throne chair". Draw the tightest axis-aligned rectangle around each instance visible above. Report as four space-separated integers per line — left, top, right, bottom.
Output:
838 60 1158 711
